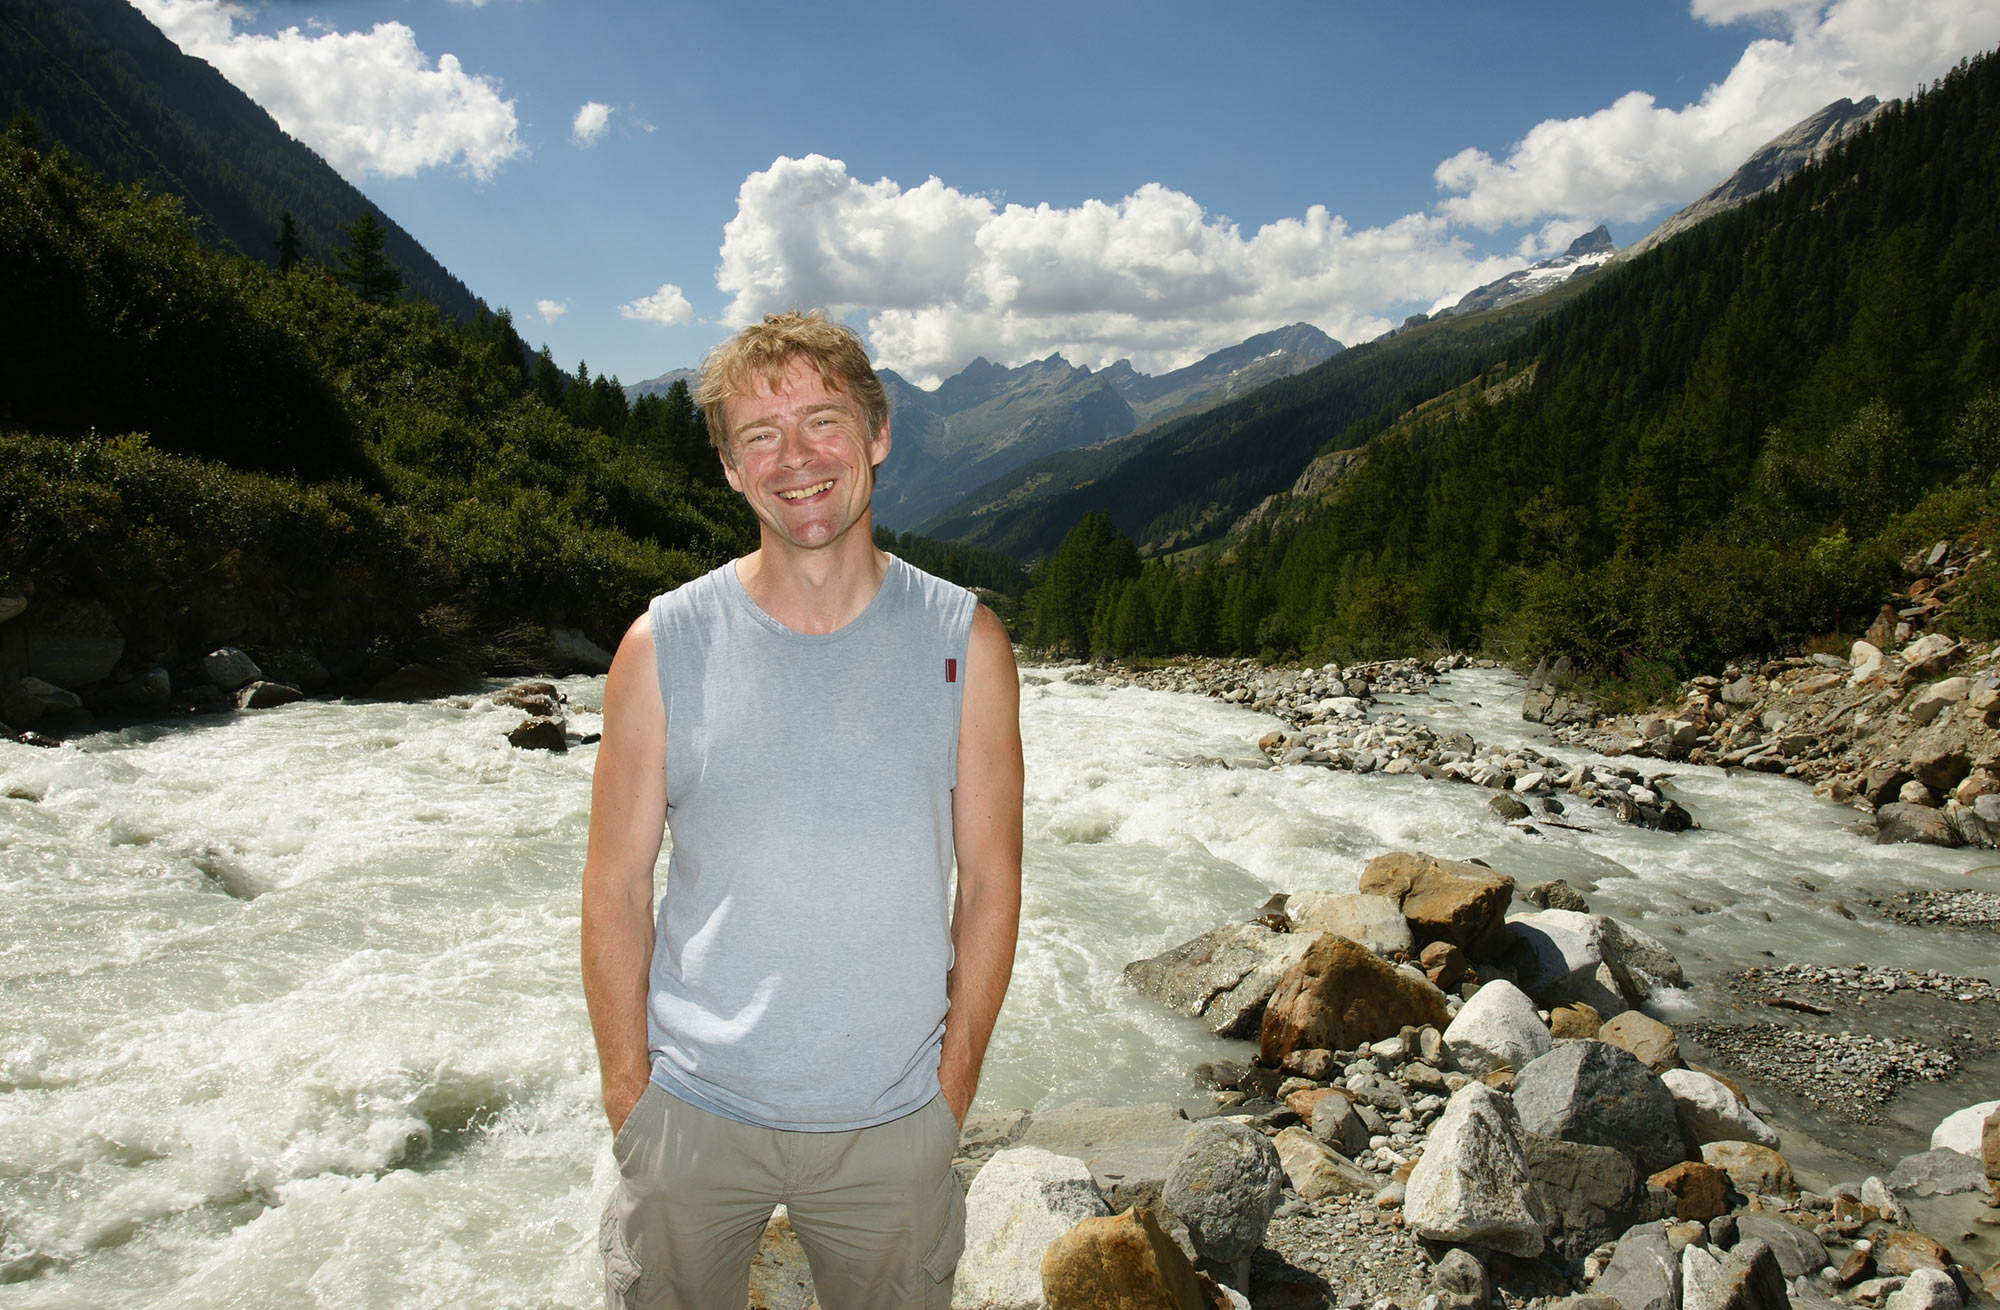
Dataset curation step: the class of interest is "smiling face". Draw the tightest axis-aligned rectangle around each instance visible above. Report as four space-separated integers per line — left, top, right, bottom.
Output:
720 354 890 556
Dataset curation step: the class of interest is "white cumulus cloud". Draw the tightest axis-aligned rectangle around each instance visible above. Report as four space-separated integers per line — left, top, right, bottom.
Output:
536 299 567 324
130 0 524 181
715 155 1518 382
571 101 612 147
1434 0 2000 230
620 284 696 327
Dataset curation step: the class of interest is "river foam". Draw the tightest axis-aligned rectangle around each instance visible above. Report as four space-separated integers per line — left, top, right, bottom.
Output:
0 665 1990 1303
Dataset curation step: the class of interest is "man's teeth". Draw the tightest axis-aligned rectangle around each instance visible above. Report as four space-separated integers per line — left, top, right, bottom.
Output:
779 481 834 500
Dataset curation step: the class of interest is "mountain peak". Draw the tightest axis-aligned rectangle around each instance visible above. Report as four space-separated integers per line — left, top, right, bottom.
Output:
1563 225 1614 259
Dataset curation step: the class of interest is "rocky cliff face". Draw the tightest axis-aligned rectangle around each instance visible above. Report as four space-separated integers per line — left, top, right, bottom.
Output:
1612 97 1884 265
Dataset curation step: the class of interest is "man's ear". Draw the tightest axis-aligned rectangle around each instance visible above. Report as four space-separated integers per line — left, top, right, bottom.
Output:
722 456 743 494
870 422 891 469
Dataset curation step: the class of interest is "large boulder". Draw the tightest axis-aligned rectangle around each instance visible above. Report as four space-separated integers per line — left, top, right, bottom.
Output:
1661 1068 1780 1149
1593 1221 1681 1310
2 676 83 728
1490 910 1683 1015
1404 1081 1547 1257
23 598 124 688
958 1147 1111 1310
1442 978 1552 1079
549 625 615 673
1259 934 1453 1066
1160 1120 1283 1274
1512 1041 1685 1176
964 1102 1194 1213
238 681 305 710
1125 923 1316 1040
202 646 264 692
1680 1238 1789 1310
1271 1126 1377 1201
86 665 172 715
1733 1214 1829 1280
1523 1134 1667 1262
1523 655 1600 726
1930 1099 2000 1156
1700 1142 1795 1196
1886 1269 1964 1310
1599 1011 1680 1072
1286 891 1413 957
1357 852 1514 951
1040 1207 1228 1310
1875 802 1960 847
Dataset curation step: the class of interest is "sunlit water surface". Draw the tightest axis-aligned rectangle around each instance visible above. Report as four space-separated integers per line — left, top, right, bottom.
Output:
0 666 1991 1306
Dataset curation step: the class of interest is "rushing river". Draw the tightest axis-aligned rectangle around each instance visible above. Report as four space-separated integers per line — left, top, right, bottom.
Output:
1 665 1993 1306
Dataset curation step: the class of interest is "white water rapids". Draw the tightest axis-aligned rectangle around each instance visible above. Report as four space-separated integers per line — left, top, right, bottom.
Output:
1 666 1993 1306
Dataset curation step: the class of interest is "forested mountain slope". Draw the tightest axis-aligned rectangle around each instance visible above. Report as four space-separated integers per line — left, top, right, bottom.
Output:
921 276 1601 561
1032 51 2000 676
1 0 481 320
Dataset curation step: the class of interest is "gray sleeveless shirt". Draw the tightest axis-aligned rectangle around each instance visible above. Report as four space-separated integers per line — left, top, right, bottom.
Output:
644 555 977 1130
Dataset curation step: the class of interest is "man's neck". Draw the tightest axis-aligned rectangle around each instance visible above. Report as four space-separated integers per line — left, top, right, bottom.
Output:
733 525 891 635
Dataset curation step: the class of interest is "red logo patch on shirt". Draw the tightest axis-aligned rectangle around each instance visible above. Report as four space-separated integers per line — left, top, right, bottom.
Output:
946 658 958 683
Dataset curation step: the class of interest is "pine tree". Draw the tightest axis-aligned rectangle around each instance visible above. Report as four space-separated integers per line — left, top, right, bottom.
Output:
275 209 302 273
337 211 403 304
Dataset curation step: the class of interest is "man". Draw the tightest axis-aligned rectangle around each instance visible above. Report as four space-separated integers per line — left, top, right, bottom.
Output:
581 310 1023 1309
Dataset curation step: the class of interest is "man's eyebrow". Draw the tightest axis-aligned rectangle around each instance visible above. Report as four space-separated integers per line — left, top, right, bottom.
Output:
729 401 856 438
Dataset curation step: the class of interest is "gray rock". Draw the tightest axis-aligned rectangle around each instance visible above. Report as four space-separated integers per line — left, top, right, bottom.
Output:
1930 1100 2000 1155
957 1146 1109 1310
1523 1134 1667 1262
1161 1119 1284 1269
85 665 171 714
549 625 615 674
1404 1081 1547 1257
1489 792 1532 821
236 681 305 710
1681 1237 1789 1310
1125 922 1316 1039
1287 891 1414 957
1513 1041 1685 1175
1524 879 1591 912
1732 1214 1828 1280
1489 911 1629 1015
1272 1126 1378 1201
1430 1247 1492 1310
1442 978 1552 1079
1523 656 1600 726
203 646 264 692
1593 1221 1681 1310
1661 1068 1780 1149
967 1101 1192 1213
23 598 124 688
1875 802 1961 846
1885 1268 1963 1310
1885 1147 1988 1197
1310 1093 1371 1157
2 676 83 728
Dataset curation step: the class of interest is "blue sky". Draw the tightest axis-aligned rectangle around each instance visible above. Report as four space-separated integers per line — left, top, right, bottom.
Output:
132 0 2000 387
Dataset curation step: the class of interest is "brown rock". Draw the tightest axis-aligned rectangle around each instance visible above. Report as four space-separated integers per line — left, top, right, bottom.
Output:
1548 1003 1603 1040
1359 851 1515 951
1700 1141 1796 1196
1650 1161 1729 1222
1911 745 1972 795
1259 935 1454 1067
1862 766 1914 807
1984 1107 1999 1191
1282 1047 1338 1081
1872 1229 1952 1276
508 716 568 752
1599 1011 1680 1071
1041 1206 1228 1310
1287 1086 1345 1123
1834 1247 1873 1287
493 680 563 716
1421 940 1471 990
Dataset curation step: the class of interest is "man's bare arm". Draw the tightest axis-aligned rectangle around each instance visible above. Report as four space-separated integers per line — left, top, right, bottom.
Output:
939 604 1024 1125
580 615 668 1133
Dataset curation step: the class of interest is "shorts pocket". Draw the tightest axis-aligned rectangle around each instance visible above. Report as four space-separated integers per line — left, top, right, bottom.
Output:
611 1082 659 1171
920 1174 966 1284
598 1193 642 1302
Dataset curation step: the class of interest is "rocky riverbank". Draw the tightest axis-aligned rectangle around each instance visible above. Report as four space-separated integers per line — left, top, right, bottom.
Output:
750 849 2000 1310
